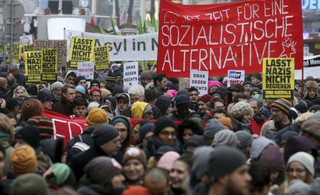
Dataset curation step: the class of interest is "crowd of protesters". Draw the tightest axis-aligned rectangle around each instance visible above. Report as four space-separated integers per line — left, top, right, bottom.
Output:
0 59 319 195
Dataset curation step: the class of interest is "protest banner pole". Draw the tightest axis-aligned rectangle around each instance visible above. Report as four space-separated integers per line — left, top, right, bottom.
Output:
301 64 304 93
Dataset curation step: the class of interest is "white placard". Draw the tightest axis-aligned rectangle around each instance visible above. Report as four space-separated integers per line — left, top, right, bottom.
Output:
227 70 245 87
77 62 94 80
189 70 208 96
123 62 139 87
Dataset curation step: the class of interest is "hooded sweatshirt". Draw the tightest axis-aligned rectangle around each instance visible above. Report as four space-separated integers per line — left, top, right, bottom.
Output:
114 93 131 116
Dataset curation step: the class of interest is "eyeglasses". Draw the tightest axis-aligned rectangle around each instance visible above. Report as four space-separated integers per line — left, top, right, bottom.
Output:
287 168 306 174
160 131 176 137
189 93 198 97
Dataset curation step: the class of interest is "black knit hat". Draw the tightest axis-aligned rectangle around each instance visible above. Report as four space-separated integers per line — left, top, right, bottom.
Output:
6 97 19 111
154 117 177 135
37 89 54 103
74 76 86 86
207 146 246 183
91 124 119 146
15 125 41 149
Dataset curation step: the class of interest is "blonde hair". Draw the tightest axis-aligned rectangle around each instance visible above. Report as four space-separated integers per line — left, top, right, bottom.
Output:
13 86 27 97
0 113 14 143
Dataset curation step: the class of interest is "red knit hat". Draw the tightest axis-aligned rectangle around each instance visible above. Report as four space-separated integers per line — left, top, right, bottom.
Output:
199 94 212 103
89 87 101 96
21 99 44 121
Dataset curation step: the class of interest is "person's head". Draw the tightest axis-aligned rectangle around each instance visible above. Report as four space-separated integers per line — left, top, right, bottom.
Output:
14 125 41 149
37 89 54 110
0 77 8 89
233 93 248 103
21 99 44 121
74 76 87 88
301 120 320 147
145 88 158 104
86 108 109 126
175 94 190 117
169 154 192 189
212 108 228 119
133 120 151 142
178 119 203 144
155 117 177 145
271 98 291 122
251 74 262 84
235 131 253 158
73 98 88 117
304 80 318 99
9 64 19 77
207 146 251 195
84 157 125 188
198 94 211 113
144 168 170 195
90 79 100 89
75 85 86 99
62 84 76 103
243 81 254 93
230 102 253 123
6 97 20 114
219 117 233 130
248 162 271 195
138 123 155 148
128 84 145 103
50 81 64 99
11 145 37 175
249 98 261 115
140 71 153 86
287 152 315 184
43 163 76 188
188 87 199 103
13 86 27 97
89 87 101 102
122 147 147 183
117 93 130 112
11 173 48 195
65 72 76 85
209 97 225 111
99 80 106 89
91 124 121 156
154 73 167 90
111 116 132 145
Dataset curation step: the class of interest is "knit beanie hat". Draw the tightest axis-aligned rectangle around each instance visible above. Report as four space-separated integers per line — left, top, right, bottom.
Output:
112 85 124 96
301 120 320 142
74 76 86 86
131 101 149 119
89 87 101 96
207 146 246 182
122 185 150 195
199 94 212 103
27 85 38 96
91 124 120 146
288 152 315 176
230 102 253 120
219 117 233 130
184 135 206 149
284 135 317 163
191 146 214 181
86 108 109 126
11 145 37 175
287 179 310 195
250 87 261 96
75 86 86 95
259 145 285 171
37 89 54 103
50 81 64 91
21 99 44 121
212 130 238 148
294 103 308 114
154 117 177 135
138 122 155 143
101 88 112 99
122 147 147 168
235 131 253 148
43 163 76 187
15 125 41 149
272 98 292 115
11 173 48 195
111 116 131 131
26 116 53 139
250 136 276 160
204 118 225 140
157 151 180 171
84 157 122 185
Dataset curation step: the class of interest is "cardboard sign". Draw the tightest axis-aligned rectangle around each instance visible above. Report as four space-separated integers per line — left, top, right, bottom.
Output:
157 0 304 77
25 51 42 83
189 70 208 96
262 58 294 101
23 44 34 53
41 49 58 81
69 37 95 69
34 40 67 69
77 62 94 80
123 62 139 87
6 43 21 63
227 70 245 87
65 29 158 61
94 45 110 70
20 35 34 45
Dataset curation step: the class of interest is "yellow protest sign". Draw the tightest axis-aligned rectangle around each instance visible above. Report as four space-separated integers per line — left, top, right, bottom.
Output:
6 43 21 63
69 37 95 70
25 51 42 83
23 44 34 53
94 45 110 70
262 58 294 101
41 49 58 81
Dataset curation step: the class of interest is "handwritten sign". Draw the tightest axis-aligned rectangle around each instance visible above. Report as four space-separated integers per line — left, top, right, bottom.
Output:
123 62 139 87
189 70 208 96
77 62 94 80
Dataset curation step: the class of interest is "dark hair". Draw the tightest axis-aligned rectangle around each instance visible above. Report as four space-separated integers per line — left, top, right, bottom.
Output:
154 73 167 87
212 108 228 117
135 119 151 127
209 97 224 109
62 84 75 94
249 162 271 193
74 98 88 108
168 77 179 84
249 98 261 109
233 93 248 103
188 87 198 94
177 119 203 144
176 153 193 169
90 79 100 89
145 88 158 103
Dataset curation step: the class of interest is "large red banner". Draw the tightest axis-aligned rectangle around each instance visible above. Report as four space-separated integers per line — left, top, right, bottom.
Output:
157 0 303 77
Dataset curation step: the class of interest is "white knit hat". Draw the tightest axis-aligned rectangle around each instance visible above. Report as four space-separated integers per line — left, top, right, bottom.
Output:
50 81 64 91
288 152 315 176
230 102 253 119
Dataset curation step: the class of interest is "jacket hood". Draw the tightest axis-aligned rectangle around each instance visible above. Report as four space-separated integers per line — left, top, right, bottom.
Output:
155 95 172 116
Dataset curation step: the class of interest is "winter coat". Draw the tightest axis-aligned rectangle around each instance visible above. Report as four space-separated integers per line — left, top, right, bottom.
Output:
52 96 74 116
0 132 14 178
155 95 172 116
146 135 182 157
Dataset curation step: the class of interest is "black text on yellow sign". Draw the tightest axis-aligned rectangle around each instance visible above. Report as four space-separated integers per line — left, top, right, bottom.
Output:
69 37 95 69
6 43 21 63
262 58 295 101
41 49 58 81
94 45 110 70
25 51 42 83
23 44 34 53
